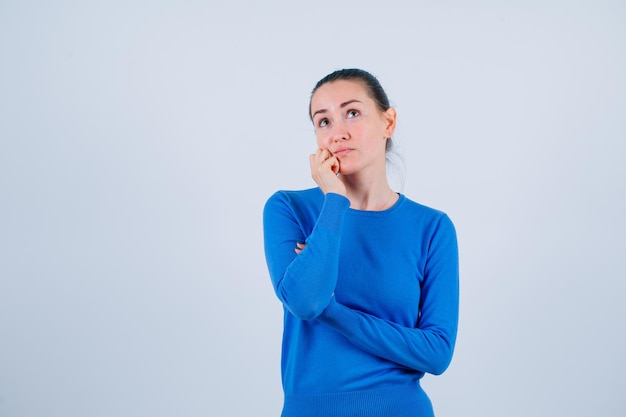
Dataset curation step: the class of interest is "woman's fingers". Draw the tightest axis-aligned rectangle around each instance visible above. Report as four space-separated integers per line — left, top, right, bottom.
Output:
309 149 346 196
295 242 306 254
328 155 340 175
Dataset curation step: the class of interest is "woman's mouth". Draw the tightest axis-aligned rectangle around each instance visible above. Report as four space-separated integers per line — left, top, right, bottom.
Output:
333 148 352 157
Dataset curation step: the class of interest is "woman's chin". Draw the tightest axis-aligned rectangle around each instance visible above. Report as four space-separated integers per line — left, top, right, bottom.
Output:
337 165 357 176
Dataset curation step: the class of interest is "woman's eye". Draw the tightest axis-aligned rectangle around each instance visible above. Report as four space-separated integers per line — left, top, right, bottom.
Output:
319 119 329 127
347 110 359 118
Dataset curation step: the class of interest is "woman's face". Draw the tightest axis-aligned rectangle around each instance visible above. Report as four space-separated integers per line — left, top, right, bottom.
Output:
310 80 396 176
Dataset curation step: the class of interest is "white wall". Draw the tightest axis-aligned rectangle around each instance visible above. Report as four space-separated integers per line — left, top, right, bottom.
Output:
1 1 624 416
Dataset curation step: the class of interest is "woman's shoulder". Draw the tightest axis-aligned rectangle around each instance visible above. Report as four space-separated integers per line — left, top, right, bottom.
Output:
264 187 325 219
266 187 324 206
399 195 454 225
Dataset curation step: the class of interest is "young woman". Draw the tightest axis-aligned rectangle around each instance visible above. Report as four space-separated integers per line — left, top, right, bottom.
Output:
263 68 459 417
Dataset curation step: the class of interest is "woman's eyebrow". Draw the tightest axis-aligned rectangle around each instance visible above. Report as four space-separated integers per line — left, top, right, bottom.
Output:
340 99 362 108
312 100 363 118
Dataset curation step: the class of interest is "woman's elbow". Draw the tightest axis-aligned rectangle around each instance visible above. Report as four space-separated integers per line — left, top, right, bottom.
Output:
428 341 455 375
287 301 326 320
429 355 452 376
281 292 331 321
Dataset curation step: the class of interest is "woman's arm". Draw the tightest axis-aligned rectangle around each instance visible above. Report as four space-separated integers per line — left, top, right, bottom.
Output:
263 191 350 320
317 215 459 375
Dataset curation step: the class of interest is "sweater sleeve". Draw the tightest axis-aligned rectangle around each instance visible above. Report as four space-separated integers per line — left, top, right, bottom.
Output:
316 214 459 375
263 191 350 320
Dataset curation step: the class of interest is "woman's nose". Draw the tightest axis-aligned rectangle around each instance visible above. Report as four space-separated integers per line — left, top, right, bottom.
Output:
329 120 349 142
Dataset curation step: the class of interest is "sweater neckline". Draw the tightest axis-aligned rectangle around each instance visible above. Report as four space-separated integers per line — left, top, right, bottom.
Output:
346 193 404 217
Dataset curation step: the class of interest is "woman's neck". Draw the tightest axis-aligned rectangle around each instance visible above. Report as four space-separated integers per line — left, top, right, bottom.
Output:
341 173 397 211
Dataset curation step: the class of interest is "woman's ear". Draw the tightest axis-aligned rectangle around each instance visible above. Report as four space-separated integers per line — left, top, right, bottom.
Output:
383 107 397 139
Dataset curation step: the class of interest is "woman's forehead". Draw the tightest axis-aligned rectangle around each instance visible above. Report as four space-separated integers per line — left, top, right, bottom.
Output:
311 80 371 109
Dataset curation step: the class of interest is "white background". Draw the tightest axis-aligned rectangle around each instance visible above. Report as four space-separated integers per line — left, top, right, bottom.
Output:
1 1 625 416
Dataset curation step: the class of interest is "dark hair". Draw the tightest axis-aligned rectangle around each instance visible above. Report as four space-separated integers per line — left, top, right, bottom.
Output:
309 68 394 152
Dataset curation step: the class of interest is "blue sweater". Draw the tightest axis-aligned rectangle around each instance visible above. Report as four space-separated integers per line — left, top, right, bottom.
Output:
263 188 459 417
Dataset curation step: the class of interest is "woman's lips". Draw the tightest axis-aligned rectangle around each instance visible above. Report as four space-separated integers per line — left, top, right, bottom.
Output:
333 148 352 157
